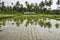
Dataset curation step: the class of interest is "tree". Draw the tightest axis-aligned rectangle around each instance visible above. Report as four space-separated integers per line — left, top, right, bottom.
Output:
9 6 12 11
15 1 20 12
0 2 2 12
20 4 24 12
56 0 60 10
39 1 44 9
45 0 48 8
34 3 39 13
1 2 6 12
11 3 13 5
39 1 45 14
56 0 60 14
47 0 52 10
30 3 34 12
25 1 30 12
6 6 10 12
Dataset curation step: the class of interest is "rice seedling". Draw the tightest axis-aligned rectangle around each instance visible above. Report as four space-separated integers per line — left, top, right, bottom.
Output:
44 22 51 28
55 23 59 28
38 20 44 27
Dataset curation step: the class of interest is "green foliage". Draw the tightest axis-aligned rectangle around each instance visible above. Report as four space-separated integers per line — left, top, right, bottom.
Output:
55 23 59 28
44 22 51 28
0 1 60 14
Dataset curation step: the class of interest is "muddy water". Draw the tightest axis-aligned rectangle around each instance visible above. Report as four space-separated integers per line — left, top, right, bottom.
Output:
0 18 60 40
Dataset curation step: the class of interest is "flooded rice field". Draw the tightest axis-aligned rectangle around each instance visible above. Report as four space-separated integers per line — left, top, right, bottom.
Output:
0 18 60 40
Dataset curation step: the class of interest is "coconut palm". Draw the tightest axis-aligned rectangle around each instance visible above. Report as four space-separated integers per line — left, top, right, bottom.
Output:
2 2 5 11
34 3 39 13
15 1 20 11
30 3 34 12
47 0 52 10
0 2 2 12
56 0 60 10
20 4 24 12
39 1 45 10
25 1 30 12
39 1 45 14
11 3 13 5
45 0 48 8
15 1 20 8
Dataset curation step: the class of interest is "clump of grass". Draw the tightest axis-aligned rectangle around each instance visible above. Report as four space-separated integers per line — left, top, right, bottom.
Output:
0 25 3 32
2 20 6 26
13 19 21 27
55 23 59 28
0 30 3 32
44 22 51 28
35 22 37 25
12 23 14 25
39 20 44 27
25 23 29 27
0 19 6 26
0 22 3 25
0 25 1 27
25 20 29 27
16 21 20 27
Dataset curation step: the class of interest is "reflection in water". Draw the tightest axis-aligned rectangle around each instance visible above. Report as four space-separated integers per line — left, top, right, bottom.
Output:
0 18 60 40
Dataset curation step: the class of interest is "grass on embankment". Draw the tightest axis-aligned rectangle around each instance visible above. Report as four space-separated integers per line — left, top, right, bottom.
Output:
0 13 60 20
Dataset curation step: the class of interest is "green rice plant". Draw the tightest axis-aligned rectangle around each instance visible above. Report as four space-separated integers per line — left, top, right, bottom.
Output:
0 22 3 25
16 22 20 27
38 20 44 27
15 20 20 27
0 25 1 27
0 30 3 32
55 23 59 28
44 22 51 28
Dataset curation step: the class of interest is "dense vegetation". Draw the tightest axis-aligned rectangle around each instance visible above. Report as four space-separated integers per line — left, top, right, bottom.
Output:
0 0 60 14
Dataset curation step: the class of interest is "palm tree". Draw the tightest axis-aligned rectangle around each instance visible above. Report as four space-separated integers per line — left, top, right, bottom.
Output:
20 4 24 12
45 0 48 9
47 0 52 10
25 1 29 12
0 0 2 12
15 1 20 8
11 3 13 5
56 0 60 14
39 1 45 14
2 2 5 11
39 1 45 9
11 3 13 11
56 0 60 10
15 1 20 11
34 3 39 13
30 3 34 12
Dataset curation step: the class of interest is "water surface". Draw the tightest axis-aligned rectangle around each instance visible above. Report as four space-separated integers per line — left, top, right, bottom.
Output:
0 18 60 40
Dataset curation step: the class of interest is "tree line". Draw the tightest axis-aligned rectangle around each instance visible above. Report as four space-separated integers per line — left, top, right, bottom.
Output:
0 0 60 14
